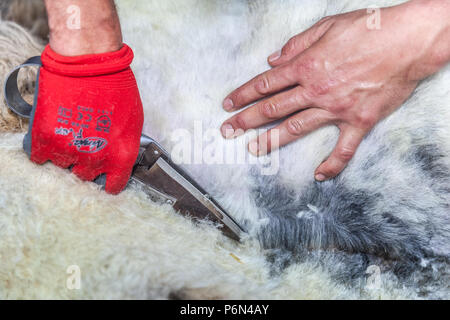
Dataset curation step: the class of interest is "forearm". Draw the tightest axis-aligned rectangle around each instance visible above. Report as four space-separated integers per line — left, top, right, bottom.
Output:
405 0 450 78
44 0 122 56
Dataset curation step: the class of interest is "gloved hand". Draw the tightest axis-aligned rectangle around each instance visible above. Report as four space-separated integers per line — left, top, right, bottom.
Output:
24 44 144 194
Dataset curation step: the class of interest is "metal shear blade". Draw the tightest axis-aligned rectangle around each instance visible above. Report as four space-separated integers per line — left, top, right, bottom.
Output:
131 136 246 241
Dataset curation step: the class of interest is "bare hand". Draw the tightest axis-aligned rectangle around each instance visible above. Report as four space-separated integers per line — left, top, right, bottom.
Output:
221 0 450 181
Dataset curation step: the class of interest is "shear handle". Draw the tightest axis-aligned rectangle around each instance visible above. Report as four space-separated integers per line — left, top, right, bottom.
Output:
3 56 42 119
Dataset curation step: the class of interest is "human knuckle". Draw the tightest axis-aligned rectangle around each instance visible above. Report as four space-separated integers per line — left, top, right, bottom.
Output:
293 57 315 78
301 88 316 103
255 75 271 95
329 103 347 114
310 82 330 97
260 101 280 119
287 118 306 136
293 88 308 105
282 38 297 56
326 97 354 114
357 112 377 128
337 146 355 161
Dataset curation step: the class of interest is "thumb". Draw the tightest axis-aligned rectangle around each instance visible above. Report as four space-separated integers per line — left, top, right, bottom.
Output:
268 16 335 67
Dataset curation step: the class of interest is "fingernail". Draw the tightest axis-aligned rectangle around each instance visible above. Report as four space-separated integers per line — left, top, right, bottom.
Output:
268 50 281 63
248 140 259 156
221 123 235 139
315 173 327 181
223 98 234 111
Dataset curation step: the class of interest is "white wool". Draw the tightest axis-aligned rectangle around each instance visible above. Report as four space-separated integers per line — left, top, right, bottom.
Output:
0 133 417 299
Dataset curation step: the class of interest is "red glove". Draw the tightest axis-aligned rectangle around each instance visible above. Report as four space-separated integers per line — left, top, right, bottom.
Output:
25 44 144 194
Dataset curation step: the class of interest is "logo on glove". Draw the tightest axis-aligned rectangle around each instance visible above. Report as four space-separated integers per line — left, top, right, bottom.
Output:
55 127 108 153
71 129 108 153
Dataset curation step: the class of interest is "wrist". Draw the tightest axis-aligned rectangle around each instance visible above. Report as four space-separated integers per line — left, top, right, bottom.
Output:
48 17 122 56
45 0 123 56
